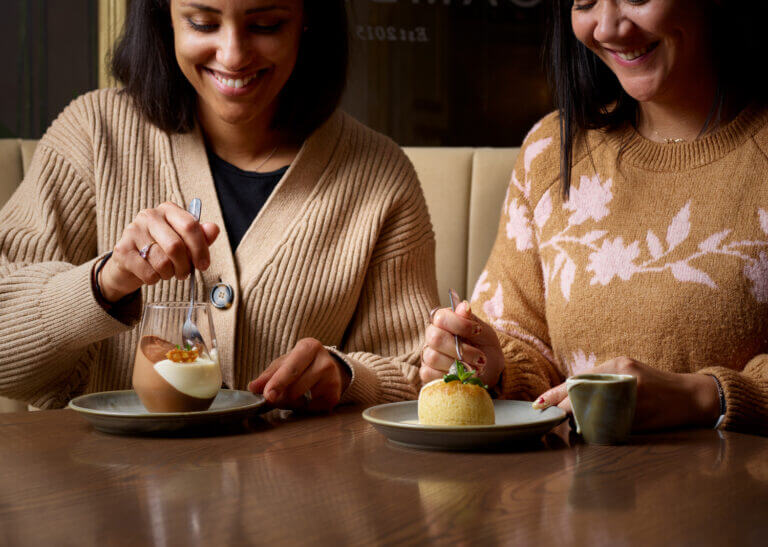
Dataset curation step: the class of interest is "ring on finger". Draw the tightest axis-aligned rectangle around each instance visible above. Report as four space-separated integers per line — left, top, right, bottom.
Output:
428 306 440 324
138 241 158 260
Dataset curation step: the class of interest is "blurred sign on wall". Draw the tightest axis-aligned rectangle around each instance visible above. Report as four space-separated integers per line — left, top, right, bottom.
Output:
343 0 553 146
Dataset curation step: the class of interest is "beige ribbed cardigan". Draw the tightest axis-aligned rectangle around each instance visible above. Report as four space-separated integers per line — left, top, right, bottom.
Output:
473 107 768 434
0 89 438 409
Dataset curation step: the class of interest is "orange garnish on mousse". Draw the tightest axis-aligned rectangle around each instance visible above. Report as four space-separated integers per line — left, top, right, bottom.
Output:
165 345 199 363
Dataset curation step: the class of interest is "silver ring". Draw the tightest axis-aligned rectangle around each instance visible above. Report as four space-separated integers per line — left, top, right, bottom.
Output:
428 306 440 323
138 241 157 260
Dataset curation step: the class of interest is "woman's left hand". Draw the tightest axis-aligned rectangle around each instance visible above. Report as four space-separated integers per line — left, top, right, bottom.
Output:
248 338 351 411
535 357 721 431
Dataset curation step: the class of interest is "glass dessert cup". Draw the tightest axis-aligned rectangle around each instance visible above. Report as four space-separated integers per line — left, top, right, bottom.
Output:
132 302 222 413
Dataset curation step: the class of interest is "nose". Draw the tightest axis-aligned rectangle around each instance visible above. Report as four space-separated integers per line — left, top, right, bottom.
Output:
216 26 251 72
592 0 633 44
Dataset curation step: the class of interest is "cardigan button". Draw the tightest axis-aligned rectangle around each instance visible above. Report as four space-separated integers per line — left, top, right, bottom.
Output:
210 282 234 309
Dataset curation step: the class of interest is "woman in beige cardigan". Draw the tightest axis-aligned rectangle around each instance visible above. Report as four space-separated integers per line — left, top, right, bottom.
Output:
0 0 437 410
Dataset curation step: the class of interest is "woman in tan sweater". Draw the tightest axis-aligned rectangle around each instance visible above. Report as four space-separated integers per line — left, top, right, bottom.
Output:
0 0 437 409
422 0 767 434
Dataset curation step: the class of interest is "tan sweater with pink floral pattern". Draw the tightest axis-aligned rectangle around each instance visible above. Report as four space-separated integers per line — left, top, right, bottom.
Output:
472 106 768 434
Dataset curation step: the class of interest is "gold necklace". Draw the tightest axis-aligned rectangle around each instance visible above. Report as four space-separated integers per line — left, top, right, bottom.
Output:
652 130 685 144
253 144 279 171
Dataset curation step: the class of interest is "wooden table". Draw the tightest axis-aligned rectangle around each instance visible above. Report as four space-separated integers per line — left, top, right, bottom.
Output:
1 406 766 546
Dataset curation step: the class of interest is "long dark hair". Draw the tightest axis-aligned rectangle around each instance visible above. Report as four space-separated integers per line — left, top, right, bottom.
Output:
111 0 348 136
545 0 768 196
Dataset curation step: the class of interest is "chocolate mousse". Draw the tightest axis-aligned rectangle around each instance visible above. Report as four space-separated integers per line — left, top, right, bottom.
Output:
132 335 220 412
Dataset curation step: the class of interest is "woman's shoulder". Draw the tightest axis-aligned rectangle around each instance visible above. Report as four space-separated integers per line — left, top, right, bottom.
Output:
510 111 563 205
745 103 768 152
43 88 153 148
305 111 421 198
334 111 415 169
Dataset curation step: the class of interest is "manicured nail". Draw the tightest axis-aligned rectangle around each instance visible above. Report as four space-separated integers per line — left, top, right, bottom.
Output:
472 324 482 336
532 396 550 410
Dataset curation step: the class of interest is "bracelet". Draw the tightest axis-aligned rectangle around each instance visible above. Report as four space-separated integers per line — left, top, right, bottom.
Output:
708 374 726 429
93 251 114 310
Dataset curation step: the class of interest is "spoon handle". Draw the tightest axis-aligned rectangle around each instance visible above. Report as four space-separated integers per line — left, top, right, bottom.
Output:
187 198 201 305
448 289 464 367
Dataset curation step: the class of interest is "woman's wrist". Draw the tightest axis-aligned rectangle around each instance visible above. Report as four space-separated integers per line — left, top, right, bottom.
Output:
99 256 138 303
683 373 721 427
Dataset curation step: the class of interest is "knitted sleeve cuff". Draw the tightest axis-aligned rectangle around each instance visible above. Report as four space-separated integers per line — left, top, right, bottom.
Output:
697 365 768 435
325 346 420 405
496 330 564 401
41 256 140 352
325 345 379 405
90 252 143 326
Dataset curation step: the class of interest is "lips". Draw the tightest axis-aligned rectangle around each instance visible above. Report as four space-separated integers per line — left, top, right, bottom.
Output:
603 42 660 67
203 67 269 92
613 42 659 61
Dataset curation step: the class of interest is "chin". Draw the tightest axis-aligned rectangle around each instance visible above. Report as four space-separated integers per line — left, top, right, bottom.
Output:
617 79 662 104
210 104 266 126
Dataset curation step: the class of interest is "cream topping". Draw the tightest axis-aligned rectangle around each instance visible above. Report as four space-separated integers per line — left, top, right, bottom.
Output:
153 349 221 399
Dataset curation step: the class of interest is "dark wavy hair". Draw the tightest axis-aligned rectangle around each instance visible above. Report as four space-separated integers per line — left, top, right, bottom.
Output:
111 0 348 136
545 0 768 196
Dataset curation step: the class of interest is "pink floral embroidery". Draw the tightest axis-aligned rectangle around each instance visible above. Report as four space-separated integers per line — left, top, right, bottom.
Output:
567 349 597 375
534 189 553 230
563 175 613 225
536 175 614 301
506 199 534 251
745 252 768 303
495 137 768 325
471 270 490 303
483 283 504 320
587 237 641 285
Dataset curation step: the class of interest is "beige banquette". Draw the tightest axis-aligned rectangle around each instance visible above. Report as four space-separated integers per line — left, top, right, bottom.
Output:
0 138 520 412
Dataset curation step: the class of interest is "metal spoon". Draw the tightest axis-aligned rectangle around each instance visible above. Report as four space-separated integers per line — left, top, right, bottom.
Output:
182 198 207 354
448 289 464 375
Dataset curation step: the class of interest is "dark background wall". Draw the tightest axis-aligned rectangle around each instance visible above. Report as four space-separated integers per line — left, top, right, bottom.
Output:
0 0 98 139
342 0 552 146
0 0 551 146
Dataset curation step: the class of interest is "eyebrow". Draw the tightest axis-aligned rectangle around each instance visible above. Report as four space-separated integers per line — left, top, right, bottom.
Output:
181 3 290 14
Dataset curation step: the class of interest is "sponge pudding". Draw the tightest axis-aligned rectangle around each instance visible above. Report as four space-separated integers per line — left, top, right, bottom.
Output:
418 376 495 426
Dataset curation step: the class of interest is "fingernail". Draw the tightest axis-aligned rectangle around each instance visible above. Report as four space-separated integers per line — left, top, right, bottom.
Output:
267 389 279 400
200 260 209 269
462 300 471 314
532 396 550 410
472 324 482 336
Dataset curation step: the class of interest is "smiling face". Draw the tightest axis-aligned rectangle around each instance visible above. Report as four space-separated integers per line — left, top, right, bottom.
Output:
170 0 304 127
571 0 713 104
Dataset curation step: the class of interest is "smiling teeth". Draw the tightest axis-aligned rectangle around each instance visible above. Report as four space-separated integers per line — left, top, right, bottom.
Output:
617 45 652 61
212 72 257 89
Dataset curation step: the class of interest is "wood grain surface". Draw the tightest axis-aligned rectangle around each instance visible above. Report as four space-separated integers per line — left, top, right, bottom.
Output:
1 406 766 546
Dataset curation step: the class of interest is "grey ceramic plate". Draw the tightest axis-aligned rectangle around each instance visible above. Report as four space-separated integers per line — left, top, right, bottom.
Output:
68 389 267 435
363 400 566 450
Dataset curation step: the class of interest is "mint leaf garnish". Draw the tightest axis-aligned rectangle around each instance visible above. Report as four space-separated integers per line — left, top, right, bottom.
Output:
442 360 489 390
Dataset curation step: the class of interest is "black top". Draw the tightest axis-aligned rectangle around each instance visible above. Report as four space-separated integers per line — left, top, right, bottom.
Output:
208 152 288 253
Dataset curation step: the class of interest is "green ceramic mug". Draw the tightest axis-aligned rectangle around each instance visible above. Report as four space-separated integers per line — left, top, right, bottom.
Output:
566 374 637 445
